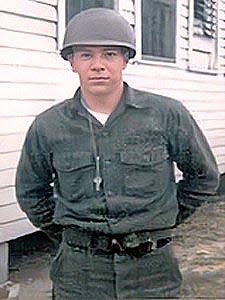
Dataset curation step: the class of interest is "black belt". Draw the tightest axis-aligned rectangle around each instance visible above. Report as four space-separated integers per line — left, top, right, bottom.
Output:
63 227 172 258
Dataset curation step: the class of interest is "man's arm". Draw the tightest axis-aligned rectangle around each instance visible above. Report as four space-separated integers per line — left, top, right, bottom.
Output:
16 119 55 229
167 101 220 224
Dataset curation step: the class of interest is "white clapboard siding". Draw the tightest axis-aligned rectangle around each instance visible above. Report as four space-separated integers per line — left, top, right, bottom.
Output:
0 12 56 38
34 0 57 5
0 99 55 117
180 25 189 40
0 134 25 153
0 169 16 189
180 2 189 17
0 82 62 100
197 119 225 130
125 73 224 91
0 0 69 244
0 28 56 52
0 188 17 207
181 96 225 105
0 152 21 171
0 65 71 86
0 48 69 70
0 1 57 21
0 203 26 225
215 155 225 166
126 62 225 82
172 0 189 68
179 12 188 28
0 116 35 135
205 129 225 139
209 136 225 147
0 219 36 243
135 89 225 103
213 146 225 157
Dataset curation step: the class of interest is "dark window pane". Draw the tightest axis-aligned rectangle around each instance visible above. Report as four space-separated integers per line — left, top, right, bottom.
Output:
66 0 114 23
194 0 217 38
142 0 176 61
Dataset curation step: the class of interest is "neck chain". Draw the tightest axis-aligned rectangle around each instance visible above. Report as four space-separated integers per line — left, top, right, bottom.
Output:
88 114 102 192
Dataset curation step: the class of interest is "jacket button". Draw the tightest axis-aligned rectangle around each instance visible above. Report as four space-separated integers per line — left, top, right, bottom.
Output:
105 160 111 166
120 211 126 217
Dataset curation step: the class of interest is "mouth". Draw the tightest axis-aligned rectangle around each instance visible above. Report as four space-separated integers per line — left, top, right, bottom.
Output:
89 76 109 81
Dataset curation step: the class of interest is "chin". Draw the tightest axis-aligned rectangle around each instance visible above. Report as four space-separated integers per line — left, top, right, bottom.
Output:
89 86 112 96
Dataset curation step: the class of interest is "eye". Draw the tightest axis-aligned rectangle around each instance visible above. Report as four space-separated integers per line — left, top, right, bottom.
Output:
104 51 118 58
80 52 92 60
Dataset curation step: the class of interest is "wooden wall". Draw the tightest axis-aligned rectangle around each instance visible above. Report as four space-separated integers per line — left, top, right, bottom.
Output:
0 0 224 245
0 0 76 243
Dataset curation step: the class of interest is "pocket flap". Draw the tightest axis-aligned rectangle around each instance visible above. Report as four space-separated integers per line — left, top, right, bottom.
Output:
120 151 152 166
53 152 93 171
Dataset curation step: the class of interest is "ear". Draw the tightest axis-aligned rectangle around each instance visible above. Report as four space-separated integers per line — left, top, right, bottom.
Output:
122 60 128 70
68 57 77 73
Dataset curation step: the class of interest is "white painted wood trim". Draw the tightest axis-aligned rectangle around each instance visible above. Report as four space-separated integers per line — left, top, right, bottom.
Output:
0 243 8 283
0 1 57 21
217 0 223 70
188 0 194 70
57 0 66 51
175 0 182 65
134 0 142 61
0 219 37 244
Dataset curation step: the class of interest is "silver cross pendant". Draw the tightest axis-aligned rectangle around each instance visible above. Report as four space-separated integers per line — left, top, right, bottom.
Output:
93 156 102 192
93 176 102 192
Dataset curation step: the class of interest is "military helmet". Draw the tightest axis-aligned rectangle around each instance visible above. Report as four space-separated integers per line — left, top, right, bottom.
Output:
61 8 136 60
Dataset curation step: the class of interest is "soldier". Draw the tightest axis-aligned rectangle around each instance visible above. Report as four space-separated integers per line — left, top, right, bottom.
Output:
16 8 219 299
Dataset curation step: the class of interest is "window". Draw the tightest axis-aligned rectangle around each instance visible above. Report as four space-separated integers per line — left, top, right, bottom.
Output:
63 0 177 63
141 0 176 62
66 0 114 23
194 0 217 38
189 0 218 71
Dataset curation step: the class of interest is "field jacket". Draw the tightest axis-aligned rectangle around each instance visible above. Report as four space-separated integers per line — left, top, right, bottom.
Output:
16 82 219 235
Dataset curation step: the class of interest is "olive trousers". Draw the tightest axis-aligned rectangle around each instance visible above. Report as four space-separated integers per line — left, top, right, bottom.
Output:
50 236 182 300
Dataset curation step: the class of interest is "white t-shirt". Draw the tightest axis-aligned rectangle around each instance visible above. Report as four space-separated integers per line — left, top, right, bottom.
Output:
86 108 109 125
81 99 110 125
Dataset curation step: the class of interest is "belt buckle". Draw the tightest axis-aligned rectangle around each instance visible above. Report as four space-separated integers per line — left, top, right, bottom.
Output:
111 238 125 255
147 238 157 251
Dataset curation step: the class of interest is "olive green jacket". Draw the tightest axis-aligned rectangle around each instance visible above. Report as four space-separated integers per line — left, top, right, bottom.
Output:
16 83 219 234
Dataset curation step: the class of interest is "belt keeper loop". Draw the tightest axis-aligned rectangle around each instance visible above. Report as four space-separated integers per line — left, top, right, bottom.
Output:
147 238 157 251
111 238 125 253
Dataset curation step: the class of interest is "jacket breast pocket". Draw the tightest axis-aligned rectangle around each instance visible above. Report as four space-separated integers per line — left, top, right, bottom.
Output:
120 146 169 197
53 152 95 200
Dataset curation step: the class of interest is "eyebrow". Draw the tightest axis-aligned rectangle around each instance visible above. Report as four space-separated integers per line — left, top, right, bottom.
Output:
74 46 120 52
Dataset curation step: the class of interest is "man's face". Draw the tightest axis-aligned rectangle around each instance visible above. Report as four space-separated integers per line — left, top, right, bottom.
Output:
69 46 127 97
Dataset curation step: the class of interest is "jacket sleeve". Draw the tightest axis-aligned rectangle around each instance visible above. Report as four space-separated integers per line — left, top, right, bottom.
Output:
167 101 220 224
16 118 55 229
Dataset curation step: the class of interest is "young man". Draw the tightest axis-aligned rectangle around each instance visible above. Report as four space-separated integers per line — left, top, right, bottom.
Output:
16 8 219 299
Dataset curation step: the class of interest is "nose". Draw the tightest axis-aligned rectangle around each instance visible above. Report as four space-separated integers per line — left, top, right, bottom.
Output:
90 55 105 71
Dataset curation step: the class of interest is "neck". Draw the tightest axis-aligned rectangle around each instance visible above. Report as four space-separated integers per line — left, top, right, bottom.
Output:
81 82 124 114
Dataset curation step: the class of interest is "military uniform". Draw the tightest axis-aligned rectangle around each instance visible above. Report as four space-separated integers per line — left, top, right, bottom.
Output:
16 83 219 299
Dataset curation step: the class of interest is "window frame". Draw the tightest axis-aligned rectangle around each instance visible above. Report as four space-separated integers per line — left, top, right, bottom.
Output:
57 0 220 73
188 0 219 74
57 0 178 66
133 0 180 67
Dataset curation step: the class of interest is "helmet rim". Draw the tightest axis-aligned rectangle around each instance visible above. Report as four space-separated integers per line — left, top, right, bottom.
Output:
61 8 136 61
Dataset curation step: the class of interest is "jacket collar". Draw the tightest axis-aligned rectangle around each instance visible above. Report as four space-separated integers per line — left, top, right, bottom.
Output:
72 81 148 115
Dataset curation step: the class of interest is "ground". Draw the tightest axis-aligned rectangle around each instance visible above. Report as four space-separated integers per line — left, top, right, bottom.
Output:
6 177 225 299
